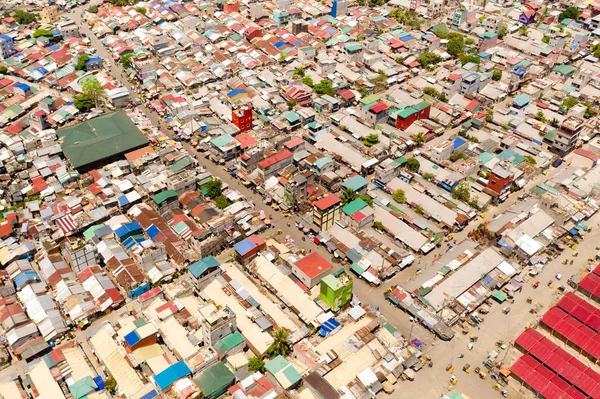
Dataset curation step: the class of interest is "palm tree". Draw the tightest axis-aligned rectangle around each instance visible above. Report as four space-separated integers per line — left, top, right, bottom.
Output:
341 188 357 204
267 328 292 358
292 66 306 79
414 132 425 147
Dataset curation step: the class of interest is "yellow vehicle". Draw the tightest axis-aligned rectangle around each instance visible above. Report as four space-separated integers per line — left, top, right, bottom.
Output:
447 235 454 241
462 364 471 373
571 244 577 250
446 364 454 372
479 371 487 379
450 376 457 385
481 213 486 219
589 257 595 262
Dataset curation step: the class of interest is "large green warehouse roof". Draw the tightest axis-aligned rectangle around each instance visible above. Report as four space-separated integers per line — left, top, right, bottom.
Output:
58 111 148 170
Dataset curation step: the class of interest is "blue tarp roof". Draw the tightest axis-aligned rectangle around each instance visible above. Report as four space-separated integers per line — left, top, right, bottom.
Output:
274 41 287 48
48 44 59 51
115 221 143 239
319 318 341 337
453 137 466 150
155 360 191 390
146 224 160 239
123 235 144 250
227 88 246 98
14 270 39 289
86 56 102 64
234 239 255 256
118 195 129 206
124 331 140 347
93 376 105 390
139 389 160 399
188 256 220 279
13 82 30 91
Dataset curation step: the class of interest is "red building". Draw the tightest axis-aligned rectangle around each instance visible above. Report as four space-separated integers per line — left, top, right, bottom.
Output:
232 105 253 133
393 101 431 130
486 164 514 197
244 27 263 41
223 0 240 13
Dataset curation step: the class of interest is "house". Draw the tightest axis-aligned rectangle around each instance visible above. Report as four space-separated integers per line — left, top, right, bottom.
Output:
286 86 312 106
313 194 342 231
509 94 530 117
390 101 431 130
257 150 293 179
292 252 334 288
320 272 353 311
188 256 222 291
345 43 363 63
519 9 536 25
85 56 103 71
341 198 374 231
478 31 498 52
341 175 369 195
461 73 480 94
364 102 389 127
231 105 252 133
0 35 14 60
549 117 584 156
233 235 266 265
486 163 515 198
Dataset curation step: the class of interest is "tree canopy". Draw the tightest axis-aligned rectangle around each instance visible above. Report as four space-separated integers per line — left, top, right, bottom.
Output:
388 9 423 29
447 34 465 57
559 7 580 22
75 54 90 71
341 188 357 205
452 181 470 202
14 10 37 25
266 328 292 358
405 158 420 172
81 77 104 105
120 53 134 69
492 69 502 81
74 94 94 111
205 179 223 199
363 133 380 147
33 28 52 38
248 357 265 372
313 79 335 96
302 76 314 88
392 189 406 204
417 52 442 68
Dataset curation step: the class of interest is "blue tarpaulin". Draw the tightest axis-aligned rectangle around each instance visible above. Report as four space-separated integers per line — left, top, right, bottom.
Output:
234 239 255 256
569 228 579 236
124 331 140 347
318 318 341 337
93 376 105 391
146 224 160 239
154 360 191 390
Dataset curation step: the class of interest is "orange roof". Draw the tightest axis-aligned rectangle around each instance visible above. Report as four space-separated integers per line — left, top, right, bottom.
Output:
125 145 156 161
258 150 293 169
295 252 333 279
313 194 341 211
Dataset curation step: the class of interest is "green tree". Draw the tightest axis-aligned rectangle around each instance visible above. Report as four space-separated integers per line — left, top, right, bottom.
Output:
214 195 231 209
75 54 90 71
414 132 425 147
14 10 37 25
406 158 420 172
74 94 94 111
302 75 314 88
423 87 440 98
363 133 380 147
417 52 442 67
452 181 470 202
313 79 335 96
358 194 373 207
447 34 465 57
496 24 508 39
392 189 406 204
559 7 580 22
341 188 357 205
120 53 134 69
415 206 425 215
88 5 99 13
205 179 223 199
518 25 528 36
0 65 7 74
465 38 475 45
459 54 480 65
369 70 388 93
105 378 117 394
373 221 384 231
248 356 265 372
286 99 296 110
266 328 292 358
423 172 435 181
81 77 104 107
534 111 546 122
388 8 423 29
356 85 369 97
562 97 578 110
468 198 480 210
292 66 306 79
541 36 550 44
524 155 536 165
492 69 502 81
485 109 493 122
33 28 52 38
584 103 597 119
278 53 286 63
550 118 559 128
135 6 147 14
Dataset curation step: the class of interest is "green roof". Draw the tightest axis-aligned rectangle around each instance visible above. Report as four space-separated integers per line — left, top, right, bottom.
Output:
544 129 557 142
342 175 368 191
512 94 531 107
214 331 245 355
57 111 148 170
360 94 379 105
210 134 234 149
153 189 178 205
285 111 300 123
321 274 342 290
345 43 362 52
83 224 105 240
170 156 192 173
553 64 575 76
193 362 235 398
342 198 368 216
265 355 301 387
351 262 365 275
398 107 417 118
413 101 430 112
492 290 507 303
478 31 497 39
69 376 97 399
477 152 494 165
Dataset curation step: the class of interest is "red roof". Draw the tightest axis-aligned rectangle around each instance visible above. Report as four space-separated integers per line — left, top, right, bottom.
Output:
294 252 333 279
465 100 480 112
235 133 257 149
336 89 355 101
574 148 599 163
313 194 341 211
258 150 293 169
284 136 304 149
0 221 13 238
370 102 389 113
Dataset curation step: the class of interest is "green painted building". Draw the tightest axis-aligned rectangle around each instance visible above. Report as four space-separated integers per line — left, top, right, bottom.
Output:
320 271 353 311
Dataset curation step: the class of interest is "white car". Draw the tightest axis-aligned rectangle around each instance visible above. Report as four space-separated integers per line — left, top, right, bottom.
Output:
556 273 562 280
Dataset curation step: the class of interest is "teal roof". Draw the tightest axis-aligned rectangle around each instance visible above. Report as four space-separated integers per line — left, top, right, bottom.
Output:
265 355 302 387
513 94 531 107
314 156 333 170
69 376 97 399
211 134 234 148
398 107 417 118
478 31 497 39
153 189 178 205
285 111 300 123
553 64 575 76
342 175 368 191
188 256 220 279
345 43 362 52
498 149 525 165
342 198 368 216
214 331 245 355
170 157 192 173
193 362 235 398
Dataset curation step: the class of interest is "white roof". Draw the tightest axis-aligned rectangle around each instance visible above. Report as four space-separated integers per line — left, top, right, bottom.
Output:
254 255 323 324
0 381 23 399
515 234 543 256
373 206 428 251
89 328 145 398
28 360 66 399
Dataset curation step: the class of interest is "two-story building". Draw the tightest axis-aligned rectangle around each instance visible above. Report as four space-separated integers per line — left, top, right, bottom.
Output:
257 150 293 179
312 194 341 231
